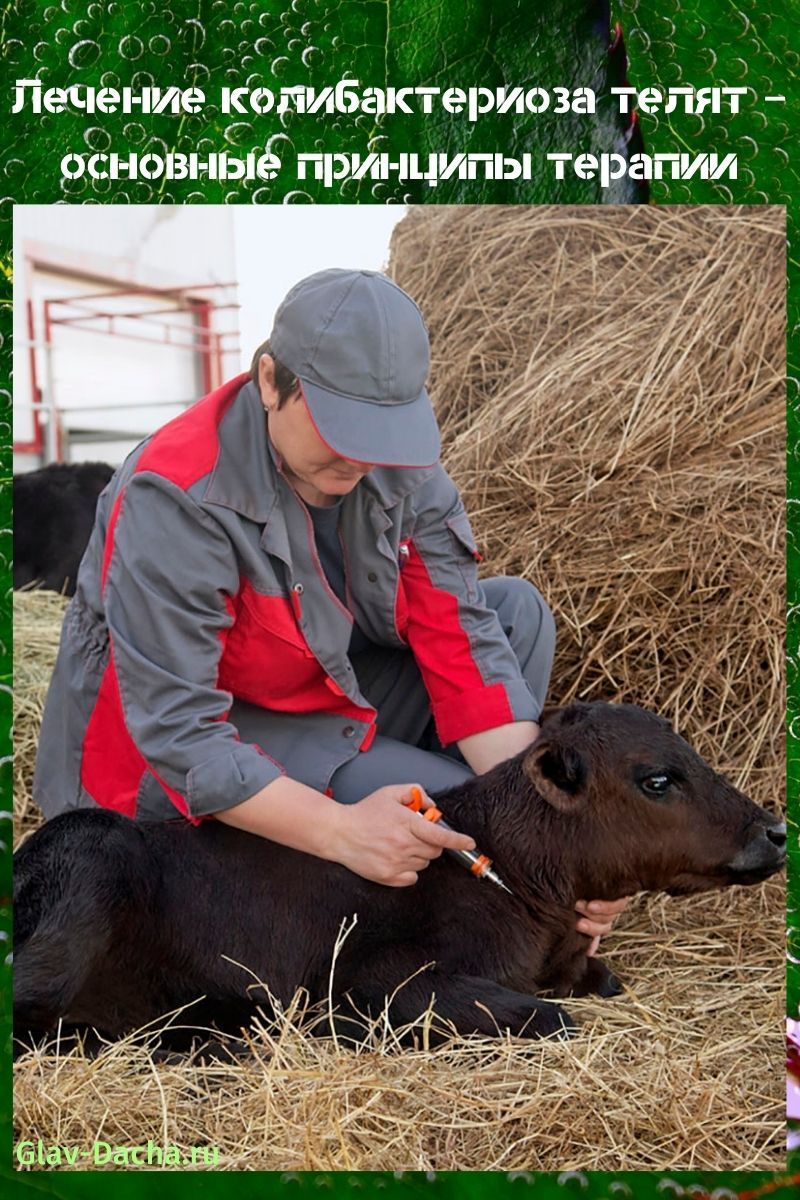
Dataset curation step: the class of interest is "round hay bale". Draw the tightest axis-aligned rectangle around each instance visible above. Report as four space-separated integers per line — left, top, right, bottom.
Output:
390 205 784 812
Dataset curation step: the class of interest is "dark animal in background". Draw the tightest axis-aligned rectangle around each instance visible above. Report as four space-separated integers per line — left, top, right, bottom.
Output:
14 462 115 596
13 703 785 1049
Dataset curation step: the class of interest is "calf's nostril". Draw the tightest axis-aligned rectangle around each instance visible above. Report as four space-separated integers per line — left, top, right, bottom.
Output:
765 822 786 849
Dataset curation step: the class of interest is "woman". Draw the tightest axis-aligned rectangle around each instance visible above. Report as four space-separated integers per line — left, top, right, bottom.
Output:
34 268 625 945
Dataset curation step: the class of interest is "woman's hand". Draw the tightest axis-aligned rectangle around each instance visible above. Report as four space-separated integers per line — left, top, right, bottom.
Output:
575 896 632 956
329 783 476 887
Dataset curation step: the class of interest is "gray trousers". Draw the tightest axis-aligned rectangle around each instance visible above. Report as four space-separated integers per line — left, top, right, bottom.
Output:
243 576 554 804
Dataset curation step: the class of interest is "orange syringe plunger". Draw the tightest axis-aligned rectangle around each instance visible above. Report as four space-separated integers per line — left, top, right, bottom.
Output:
407 786 513 895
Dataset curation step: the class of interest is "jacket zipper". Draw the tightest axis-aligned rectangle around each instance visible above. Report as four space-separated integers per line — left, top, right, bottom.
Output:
294 498 354 626
393 538 412 642
273 455 354 627
337 525 358 614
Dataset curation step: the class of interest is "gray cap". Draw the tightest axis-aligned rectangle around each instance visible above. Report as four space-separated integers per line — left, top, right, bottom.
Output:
268 268 441 468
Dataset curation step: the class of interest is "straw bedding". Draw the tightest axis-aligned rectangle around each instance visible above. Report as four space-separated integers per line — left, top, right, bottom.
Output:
13 205 785 1171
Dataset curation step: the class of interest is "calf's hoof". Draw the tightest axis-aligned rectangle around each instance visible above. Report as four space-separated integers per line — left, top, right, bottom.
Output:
588 957 623 998
516 1000 576 1040
597 969 623 998
570 955 623 999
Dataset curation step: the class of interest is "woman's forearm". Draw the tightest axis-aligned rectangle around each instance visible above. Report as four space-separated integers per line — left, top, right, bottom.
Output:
456 720 539 774
212 775 476 887
213 775 343 860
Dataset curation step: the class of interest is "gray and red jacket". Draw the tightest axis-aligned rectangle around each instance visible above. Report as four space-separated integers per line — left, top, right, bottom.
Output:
34 376 539 823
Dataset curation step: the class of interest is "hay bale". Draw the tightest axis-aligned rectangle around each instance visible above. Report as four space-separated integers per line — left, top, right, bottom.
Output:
390 205 784 812
13 208 785 1169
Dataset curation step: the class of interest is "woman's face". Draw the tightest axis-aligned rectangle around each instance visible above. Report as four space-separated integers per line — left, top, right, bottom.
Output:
258 355 375 505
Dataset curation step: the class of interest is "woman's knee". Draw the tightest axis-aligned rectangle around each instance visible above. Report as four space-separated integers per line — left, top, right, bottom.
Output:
329 736 474 805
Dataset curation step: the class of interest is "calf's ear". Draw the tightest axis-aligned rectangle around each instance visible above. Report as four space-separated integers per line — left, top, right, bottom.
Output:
523 739 587 812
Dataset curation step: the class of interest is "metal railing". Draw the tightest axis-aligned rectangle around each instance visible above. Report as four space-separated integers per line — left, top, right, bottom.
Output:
15 279 241 465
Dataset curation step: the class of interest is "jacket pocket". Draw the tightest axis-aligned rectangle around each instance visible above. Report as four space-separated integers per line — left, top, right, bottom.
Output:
218 583 323 706
445 513 483 562
445 513 483 602
67 593 110 668
238 583 310 649
35 597 110 817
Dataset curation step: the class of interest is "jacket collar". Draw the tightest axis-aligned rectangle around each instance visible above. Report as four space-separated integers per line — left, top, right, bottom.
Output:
202 377 277 522
203 376 438 523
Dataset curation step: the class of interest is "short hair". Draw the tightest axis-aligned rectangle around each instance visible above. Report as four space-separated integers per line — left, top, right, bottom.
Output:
250 340 300 408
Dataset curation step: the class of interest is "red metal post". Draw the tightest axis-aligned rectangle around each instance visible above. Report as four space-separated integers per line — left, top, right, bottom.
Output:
193 298 215 392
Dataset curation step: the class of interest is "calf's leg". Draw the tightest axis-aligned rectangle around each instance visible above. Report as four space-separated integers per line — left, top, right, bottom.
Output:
337 956 575 1044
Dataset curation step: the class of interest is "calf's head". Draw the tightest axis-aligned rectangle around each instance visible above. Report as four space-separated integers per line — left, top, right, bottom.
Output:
522 702 785 900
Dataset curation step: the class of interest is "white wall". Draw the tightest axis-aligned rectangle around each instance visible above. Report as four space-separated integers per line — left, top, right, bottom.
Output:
233 207 406 367
13 205 408 471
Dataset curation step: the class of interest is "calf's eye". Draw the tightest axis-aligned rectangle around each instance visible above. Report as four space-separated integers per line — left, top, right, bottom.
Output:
640 773 672 797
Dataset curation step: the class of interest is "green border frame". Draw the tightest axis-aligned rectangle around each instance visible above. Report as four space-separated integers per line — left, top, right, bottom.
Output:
1 1 798 1194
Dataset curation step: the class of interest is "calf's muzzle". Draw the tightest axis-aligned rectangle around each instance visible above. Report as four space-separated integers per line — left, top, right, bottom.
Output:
726 817 786 880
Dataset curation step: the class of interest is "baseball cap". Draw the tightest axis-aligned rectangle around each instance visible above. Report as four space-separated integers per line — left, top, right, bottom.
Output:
267 268 441 468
